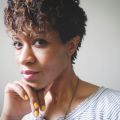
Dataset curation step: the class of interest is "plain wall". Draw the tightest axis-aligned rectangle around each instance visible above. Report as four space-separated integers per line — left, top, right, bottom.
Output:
0 0 120 114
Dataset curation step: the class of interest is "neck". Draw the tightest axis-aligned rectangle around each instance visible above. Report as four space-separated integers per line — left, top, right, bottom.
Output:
45 66 79 108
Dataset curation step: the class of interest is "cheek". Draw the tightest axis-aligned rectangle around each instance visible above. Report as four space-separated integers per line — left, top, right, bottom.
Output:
15 54 20 65
35 48 69 71
15 50 24 65
42 53 69 83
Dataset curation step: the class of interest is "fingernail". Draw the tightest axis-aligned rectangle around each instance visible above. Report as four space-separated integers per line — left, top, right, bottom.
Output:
24 95 29 101
33 102 39 109
34 110 39 117
41 105 46 111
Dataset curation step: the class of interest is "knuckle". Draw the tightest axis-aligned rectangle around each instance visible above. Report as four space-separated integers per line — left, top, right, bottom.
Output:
18 87 25 96
4 82 13 92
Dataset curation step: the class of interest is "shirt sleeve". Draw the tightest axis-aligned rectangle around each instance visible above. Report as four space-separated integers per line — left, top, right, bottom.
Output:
22 113 43 120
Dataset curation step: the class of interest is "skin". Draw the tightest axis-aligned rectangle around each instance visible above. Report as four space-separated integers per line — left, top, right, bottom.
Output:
0 29 98 120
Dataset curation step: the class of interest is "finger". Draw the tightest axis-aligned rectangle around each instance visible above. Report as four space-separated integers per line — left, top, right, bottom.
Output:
17 81 40 117
37 90 46 112
5 82 29 101
14 81 29 101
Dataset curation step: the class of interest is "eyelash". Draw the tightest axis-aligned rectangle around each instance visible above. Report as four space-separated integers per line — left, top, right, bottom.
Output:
12 38 48 50
12 41 23 50
32 39 48 48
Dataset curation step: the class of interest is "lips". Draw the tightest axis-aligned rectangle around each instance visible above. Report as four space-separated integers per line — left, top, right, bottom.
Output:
21 70 40 81
21 70 39 75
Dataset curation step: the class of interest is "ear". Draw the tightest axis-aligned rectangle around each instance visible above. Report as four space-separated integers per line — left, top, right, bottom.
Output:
67 35 80 56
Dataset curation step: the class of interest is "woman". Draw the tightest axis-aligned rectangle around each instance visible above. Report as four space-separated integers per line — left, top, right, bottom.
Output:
0 0 120 120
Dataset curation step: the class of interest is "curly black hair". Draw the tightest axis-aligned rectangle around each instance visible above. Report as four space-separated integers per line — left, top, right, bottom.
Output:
4 0 87 64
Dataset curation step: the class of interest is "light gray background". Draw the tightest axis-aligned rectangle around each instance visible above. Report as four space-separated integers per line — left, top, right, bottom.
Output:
0 0 120 114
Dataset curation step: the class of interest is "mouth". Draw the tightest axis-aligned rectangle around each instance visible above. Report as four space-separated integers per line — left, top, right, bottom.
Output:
21 70 40 81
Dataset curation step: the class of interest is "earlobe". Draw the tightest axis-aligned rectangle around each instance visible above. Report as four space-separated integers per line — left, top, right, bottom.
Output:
67 35 80 56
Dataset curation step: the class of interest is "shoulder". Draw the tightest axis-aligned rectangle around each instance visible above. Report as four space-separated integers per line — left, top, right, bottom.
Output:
64 87 120 120
90 87 120 109
97 87 120 105
73 87 120 119
88 87 120 119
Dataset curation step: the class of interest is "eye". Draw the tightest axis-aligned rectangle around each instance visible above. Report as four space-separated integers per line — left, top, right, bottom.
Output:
12 41 23 50
32 38 48 48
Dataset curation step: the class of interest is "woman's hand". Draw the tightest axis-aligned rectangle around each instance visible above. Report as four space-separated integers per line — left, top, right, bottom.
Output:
0 80 46 120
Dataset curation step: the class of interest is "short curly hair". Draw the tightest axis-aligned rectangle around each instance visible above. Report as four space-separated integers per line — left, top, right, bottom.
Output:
4 0 87 64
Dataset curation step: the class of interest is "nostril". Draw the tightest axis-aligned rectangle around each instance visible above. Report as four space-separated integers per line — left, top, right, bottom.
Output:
26 56 36 64
18 54 36 65
23 56 36 65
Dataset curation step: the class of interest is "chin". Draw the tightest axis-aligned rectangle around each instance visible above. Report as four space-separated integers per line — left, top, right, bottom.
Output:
23 80 46 90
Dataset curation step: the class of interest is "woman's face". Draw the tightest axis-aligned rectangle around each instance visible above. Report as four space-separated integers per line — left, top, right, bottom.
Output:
12 30 70 89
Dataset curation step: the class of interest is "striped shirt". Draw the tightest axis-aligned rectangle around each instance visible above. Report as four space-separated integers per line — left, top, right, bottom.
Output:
22 87 120 120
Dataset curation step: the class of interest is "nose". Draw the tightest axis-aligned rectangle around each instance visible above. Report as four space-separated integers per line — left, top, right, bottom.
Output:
18 46 36 65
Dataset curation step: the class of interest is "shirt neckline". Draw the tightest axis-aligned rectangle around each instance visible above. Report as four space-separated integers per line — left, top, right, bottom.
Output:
60 87 106 119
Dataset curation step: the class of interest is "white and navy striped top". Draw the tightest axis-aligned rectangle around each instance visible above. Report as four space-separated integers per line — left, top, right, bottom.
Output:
22 87 120 120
